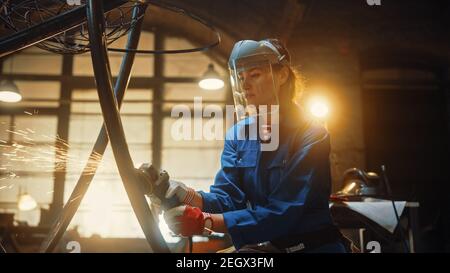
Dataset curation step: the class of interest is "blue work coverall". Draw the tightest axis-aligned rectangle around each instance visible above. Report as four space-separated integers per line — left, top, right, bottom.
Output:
199 106 343 252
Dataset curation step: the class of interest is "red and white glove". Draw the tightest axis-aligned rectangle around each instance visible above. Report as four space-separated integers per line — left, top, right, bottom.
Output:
163 205 213 237
165 180 198 205
149 180 197 213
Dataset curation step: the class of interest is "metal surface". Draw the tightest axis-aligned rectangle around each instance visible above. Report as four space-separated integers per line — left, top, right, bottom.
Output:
0 0 127 58
0 0 220 56
0 0 219 253
86 0 169 253
0 0 144 54
39 2 148 253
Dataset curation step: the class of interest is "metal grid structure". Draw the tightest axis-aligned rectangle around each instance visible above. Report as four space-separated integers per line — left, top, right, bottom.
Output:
0 0 146 54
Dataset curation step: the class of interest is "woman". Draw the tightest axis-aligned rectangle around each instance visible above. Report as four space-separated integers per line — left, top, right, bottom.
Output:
159 39 347 253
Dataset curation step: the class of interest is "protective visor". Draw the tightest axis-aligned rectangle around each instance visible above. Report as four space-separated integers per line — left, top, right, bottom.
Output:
229 56 280 121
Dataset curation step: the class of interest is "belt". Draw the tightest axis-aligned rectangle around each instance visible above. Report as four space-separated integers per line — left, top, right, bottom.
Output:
271 226 344 253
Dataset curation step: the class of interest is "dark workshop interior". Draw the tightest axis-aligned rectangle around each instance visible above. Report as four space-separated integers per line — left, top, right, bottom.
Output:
0 0 449 253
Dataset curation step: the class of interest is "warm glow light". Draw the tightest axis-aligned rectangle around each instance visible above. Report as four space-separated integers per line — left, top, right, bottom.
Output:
0 91 22 103
0 80 22 103
309 98 329 119
198 78 224 90
18 194 38 211
198 64 224 90
347 182 356 192
81 184 114 237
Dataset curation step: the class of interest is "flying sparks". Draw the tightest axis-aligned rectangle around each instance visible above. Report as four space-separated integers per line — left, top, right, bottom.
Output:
1 127 113 179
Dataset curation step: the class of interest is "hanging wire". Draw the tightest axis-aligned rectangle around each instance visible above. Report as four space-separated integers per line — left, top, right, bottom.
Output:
106 0 221 55
0 0 221 55
0 0 146 54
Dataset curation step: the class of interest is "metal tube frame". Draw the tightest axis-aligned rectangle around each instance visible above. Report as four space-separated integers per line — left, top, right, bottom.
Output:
39 2 167 253
85 0 169 253
0 0 221 253
0 0 127 58
0 0 170 253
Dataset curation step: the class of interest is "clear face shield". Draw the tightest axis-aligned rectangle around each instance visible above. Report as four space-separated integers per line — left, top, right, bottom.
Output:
229 58 280 121
229 57 280 150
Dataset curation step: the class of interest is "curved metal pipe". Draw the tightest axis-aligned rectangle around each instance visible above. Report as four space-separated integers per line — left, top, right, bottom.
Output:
86 0 169 253
0 0 127 58
40 3 149 253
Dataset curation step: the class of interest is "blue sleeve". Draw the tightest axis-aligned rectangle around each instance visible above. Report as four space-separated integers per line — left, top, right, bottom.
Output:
198 129 248 213
222 131 331 249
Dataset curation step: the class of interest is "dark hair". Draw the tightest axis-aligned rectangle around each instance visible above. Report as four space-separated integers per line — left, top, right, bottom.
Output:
263 38 291 65
273 63 305 107
265 38 305 106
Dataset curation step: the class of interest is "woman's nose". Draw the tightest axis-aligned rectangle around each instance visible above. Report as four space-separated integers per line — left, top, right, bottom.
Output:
241 77 251 90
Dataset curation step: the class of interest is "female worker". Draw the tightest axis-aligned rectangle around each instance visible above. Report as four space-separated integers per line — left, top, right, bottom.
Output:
158 39 347 253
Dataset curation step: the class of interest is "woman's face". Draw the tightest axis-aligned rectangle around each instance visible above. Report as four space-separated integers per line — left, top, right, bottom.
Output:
238 65 288 107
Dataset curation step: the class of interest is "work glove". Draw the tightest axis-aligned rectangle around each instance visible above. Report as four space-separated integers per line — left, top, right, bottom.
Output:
166 180 197 205
138 163 190 210
149 179 196 208
164 205 213 237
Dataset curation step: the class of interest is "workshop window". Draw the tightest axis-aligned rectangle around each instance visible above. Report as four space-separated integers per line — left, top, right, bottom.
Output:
0 115 57 226
2 47 62 75
73 32 155 77
66 88 153 237
0 30 228 239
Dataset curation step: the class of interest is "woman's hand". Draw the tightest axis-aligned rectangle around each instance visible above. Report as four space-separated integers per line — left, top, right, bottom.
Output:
165 180 203 208
164 205 211 236
163 206 228 236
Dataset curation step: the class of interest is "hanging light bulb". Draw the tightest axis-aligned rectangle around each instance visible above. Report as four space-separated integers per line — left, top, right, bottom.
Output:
18 193 37 211
198 63 224 90
0 80 22 103
1 54 22 103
